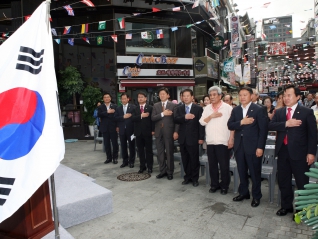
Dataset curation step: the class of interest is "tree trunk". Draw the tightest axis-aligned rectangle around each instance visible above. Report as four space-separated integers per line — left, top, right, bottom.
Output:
73 93 77 108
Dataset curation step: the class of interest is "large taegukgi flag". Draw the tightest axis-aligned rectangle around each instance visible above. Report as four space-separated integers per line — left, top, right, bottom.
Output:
0 2 65 223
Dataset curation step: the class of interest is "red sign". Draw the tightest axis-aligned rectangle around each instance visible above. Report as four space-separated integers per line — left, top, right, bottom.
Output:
267 42 287 56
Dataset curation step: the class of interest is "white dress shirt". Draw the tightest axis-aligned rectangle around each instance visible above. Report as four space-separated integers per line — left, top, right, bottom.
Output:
241 102 252 118
286 103 298 118
161 100 168 117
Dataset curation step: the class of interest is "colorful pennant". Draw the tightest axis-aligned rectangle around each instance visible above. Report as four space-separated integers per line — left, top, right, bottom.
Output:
54 39 60 44
111 35 117 43
63 26 71 35
156 29 163 39
126 33 132 39
98 21 106 30
152 7 161 12
68 38 74 46
81 24 89 34
171 27 178 32
63 5 74 16
97 36 103 45
82 37 90 44
51 28 57 36
172 7 181 12
118 18 125 29
81 0 95 7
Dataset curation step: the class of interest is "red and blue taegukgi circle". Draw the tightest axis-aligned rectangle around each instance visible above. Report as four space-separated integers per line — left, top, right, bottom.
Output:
0 87 45 160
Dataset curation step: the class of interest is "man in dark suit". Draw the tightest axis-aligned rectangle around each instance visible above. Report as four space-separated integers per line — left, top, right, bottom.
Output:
269 85 317 217
132 91 155 174
174 89 204 187
228 87 268 207
98 93 119 164
151 87 179 180
114 93 136 168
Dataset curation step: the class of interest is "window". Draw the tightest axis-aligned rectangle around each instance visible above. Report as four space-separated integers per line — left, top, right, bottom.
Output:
125 22 173 55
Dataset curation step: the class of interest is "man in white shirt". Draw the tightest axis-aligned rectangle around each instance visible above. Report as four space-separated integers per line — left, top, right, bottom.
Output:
200 86 234 195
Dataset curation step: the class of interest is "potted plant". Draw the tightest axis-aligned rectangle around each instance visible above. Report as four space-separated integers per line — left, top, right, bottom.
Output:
82 85 103 136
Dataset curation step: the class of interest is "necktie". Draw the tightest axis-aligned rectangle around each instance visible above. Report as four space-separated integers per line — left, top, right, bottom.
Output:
140 105 144 113
283 107 292 145
186 106 190 114
124 105 127 114
162 102 165 112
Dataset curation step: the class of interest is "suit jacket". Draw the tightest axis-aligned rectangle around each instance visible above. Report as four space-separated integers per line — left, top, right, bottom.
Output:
228 103 268 154
131 104 155 137
98 103 117 133
268 105 317 160
174 104 205 146
114 103 136 136
151 101 179 138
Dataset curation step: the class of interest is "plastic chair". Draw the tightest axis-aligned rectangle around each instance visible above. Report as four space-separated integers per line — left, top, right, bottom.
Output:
261 144 277 203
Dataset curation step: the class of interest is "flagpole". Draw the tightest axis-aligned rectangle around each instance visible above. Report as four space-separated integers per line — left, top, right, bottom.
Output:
45 1 60 238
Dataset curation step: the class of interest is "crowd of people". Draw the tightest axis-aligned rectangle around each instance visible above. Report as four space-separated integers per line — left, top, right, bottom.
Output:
96 85 317 219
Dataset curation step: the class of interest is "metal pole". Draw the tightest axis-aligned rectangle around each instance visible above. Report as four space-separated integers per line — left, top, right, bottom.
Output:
50 174 60 239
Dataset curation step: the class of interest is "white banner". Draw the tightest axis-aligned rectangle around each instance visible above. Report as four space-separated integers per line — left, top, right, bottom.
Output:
0 2 65 223
242 63 251 84
235 65 243 84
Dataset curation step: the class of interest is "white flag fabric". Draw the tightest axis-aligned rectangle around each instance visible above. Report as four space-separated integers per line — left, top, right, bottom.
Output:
0 2 65 223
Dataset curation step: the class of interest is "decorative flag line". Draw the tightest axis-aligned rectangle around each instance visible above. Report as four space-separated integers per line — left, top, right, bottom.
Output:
81 24 89 34
117 18 125 29
63 26 71 35
81 0 95 7
63 5 74 16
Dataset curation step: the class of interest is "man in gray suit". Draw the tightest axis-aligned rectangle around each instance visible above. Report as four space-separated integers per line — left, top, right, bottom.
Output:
152 88 179 180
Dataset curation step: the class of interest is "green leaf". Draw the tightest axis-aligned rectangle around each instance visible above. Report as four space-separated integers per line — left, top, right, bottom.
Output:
307 209 311 219
295 214 301 224
315 205 318 217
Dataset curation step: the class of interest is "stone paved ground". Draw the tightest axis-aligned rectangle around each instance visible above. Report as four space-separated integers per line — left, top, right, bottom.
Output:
62 140 314 239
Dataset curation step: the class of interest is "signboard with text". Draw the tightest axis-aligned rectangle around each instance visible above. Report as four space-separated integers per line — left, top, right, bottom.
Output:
267 42 287 56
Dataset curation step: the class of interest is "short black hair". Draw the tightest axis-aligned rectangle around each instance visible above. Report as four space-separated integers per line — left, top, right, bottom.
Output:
137 91 147 97
277 90 284 98
158 87 170 95
202 94 209 102
103 93 112 99
182 89 193 96
238 86 253 95
263 96 273 104
284 85 301 97
224 93 233 100
179 90 184 96
193 97 198 103
120 93 129 98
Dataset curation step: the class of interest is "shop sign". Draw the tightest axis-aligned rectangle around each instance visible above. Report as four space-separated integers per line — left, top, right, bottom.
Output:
122 66 141 78
223 60 234 72
136 53 178 66
194 56 218 79
210 36 224 51
156 70 190 76
267 42 287 56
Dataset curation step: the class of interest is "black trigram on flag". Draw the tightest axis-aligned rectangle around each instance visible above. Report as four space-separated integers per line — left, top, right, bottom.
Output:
0 177 15 206
16 46 44 75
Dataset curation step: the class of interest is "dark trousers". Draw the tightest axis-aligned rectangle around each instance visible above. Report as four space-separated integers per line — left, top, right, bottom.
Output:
119 131 136 164
156 134 174 175
136 134 153 170
103 131 118 160
180 144 200 181
207 145 230 190
278 144 310 209
235 141 262 199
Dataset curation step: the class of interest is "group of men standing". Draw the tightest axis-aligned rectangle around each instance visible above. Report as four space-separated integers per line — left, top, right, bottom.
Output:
98 85 317 218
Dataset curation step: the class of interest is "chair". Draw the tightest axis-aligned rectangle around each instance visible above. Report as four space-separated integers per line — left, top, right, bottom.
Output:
261 144 277 203
93 121 104 151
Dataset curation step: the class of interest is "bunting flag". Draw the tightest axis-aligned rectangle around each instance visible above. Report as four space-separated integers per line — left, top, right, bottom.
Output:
186 24 194 28
98 21 106 30
68 38 74 46
156 29 163 39
262 2 271 8
141 32 149 39
51 28 57 36
82 37 90 44
2 33 9 38
49 14 52 22
118 18 125 29
133 13 141 16
192 0 199 8
269 25 276 29
152 7 161 12
111 35 117 43
172 7 180 12
63 5 75 16
63 26 71 35
24 15 31 21
81 0 95 7
81 24 89 34
171 27 178 32
261 33 267 40
126 33 132 39
55 39 61 44
97 36 103 45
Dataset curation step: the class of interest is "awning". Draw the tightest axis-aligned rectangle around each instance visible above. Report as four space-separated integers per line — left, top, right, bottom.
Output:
221 79 238 90
120 79 195 87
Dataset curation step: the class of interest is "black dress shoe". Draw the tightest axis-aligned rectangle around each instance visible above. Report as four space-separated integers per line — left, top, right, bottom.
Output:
233 194 250 201
192 181 199 187
182 179 191 185
209 186 221 193
251 198 260 207
220 189 228 195
276 208 294 216
104 159 112 164
148 169 152 174
138 167 147 174
156 173 167 179
167 174 173 180
113 159 118 164
129 164 134 168
120 163 128 168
